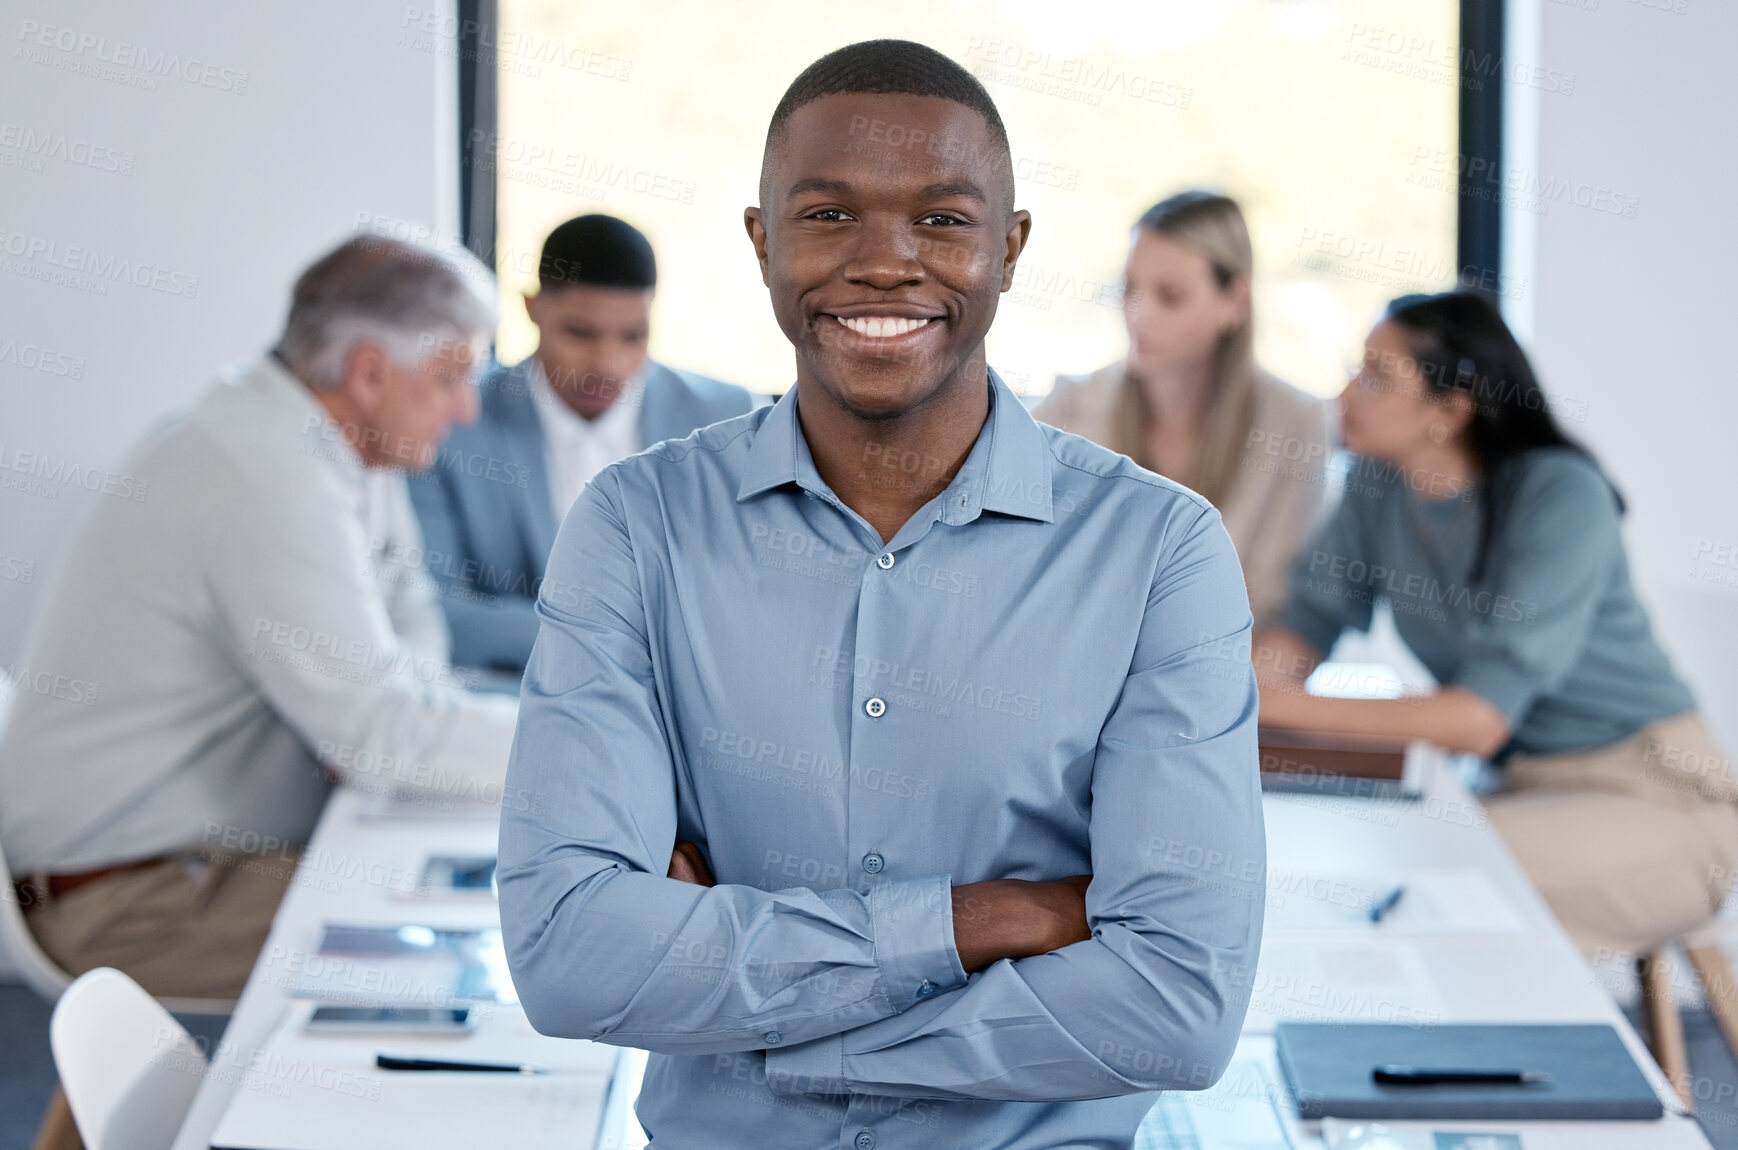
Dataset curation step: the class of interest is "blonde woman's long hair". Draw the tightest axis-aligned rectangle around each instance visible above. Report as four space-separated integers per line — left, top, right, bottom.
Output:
1111 191 1259 508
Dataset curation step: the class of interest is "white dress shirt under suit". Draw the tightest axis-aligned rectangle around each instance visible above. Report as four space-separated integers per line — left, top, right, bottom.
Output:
526 357 643 521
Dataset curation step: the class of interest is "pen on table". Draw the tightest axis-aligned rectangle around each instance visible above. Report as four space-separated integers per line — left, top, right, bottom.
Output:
376 1054 547 1074
1367 884 1406 924
1373 1065 1551 1085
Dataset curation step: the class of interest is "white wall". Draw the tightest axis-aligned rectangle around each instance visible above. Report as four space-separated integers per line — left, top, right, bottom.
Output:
0 0 455 978
1509 0 1738 753
0 0 457 662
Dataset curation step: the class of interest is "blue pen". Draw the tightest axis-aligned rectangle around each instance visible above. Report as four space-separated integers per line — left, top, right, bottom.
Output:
1368 884 1406 924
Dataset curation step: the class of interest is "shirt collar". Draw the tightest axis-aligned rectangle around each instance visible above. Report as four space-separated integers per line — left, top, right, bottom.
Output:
736 367 1053 525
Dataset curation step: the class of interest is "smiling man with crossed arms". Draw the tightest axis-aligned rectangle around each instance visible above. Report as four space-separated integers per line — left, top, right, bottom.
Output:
499 40 1264 1148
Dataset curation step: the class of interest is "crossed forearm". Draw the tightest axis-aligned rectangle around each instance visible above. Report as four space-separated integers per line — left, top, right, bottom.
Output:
667 842 1091 972
949 875 1093 970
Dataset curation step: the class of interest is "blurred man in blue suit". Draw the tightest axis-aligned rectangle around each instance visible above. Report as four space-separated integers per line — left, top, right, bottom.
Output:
409 215 757 675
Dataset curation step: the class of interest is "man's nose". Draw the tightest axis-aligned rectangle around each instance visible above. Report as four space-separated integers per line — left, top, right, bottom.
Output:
598 346 648 388
598 357 635 386
843 220 924 289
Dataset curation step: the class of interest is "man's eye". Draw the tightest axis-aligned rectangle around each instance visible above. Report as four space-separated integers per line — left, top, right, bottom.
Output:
806 209 850 222
920 213 967 227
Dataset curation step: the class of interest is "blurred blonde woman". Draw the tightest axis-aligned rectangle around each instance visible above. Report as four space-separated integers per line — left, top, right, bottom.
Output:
1034 191 1331 624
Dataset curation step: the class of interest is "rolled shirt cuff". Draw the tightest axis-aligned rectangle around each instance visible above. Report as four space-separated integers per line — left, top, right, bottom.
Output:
764 874 967 1098
1451 657 1536 730
868 874 968 1009
1272 600 1343 661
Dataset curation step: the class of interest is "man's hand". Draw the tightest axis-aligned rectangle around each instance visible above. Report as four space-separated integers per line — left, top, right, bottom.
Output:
951 876 1092 972
668 840 715 887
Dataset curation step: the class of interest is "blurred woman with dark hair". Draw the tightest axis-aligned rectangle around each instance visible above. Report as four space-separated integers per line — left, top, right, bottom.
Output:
1035 191 1332 624
1256 290 1736 957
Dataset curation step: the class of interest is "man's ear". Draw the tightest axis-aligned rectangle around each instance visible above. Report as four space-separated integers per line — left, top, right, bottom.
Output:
523 290 542 326
1000 209 1032 291
744 207 771 287
340 340 391 415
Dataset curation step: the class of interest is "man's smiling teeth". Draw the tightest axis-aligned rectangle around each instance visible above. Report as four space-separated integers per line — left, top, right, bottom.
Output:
835 315 933 338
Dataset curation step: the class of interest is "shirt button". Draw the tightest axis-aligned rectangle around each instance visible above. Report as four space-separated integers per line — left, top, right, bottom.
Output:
864 697 886 718
855 1132 875 1150
876 552 895 570
763 1030 781 1045
862 851 884 874
916 979 935 999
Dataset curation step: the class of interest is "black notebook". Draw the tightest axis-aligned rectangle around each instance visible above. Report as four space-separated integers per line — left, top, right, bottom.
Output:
1275 1022 1664 1120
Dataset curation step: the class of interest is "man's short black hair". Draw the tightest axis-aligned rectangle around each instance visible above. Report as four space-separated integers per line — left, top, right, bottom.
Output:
538 214 656 292
766 39 1011 160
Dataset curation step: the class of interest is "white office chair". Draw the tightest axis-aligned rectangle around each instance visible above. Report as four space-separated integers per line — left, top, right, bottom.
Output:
50 967 207 1150
0 834 76 1004
0 673 76 1003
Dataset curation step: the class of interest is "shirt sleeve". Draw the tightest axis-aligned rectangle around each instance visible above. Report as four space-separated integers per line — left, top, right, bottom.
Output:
1450 455 1618 725
405 464 542 671
209 469 517 801
763 504 1265 1101
376 473 453 668
1273 468 1377 656
497 475 969 1054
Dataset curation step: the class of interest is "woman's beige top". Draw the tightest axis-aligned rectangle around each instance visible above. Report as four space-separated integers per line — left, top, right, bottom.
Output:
1032 359 1334 625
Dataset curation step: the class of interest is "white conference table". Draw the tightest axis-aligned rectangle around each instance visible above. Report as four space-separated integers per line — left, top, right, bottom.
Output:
173 747 1711 1149
1239 746 1710 1148
170 786 643 1150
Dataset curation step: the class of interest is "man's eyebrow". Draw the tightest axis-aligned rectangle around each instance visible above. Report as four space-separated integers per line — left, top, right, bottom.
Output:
786 177 854 198
920 180 988 203
783 178 990 203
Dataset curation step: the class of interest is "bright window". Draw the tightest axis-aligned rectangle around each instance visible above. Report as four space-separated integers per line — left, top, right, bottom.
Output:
492 0 1459 400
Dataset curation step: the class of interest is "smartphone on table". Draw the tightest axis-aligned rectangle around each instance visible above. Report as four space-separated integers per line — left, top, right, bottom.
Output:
303 1005 477 1035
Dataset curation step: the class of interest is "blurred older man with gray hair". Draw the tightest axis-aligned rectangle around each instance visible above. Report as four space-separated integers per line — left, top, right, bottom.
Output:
0 234 517 999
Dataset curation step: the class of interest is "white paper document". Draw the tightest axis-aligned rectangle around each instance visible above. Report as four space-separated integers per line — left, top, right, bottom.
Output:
1263 867 1528 936
1133 1058 1292 1149
209 1002 618 1150
1244 939 1448 1033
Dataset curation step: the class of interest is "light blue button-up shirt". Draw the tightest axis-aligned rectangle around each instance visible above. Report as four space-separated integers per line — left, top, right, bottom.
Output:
499 370 1265 1148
